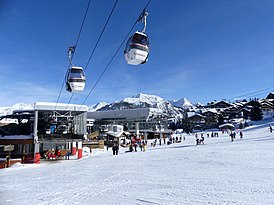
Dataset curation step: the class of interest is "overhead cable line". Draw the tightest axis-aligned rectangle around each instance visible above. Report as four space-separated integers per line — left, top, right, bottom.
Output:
64 0 119 110
84 0 119 71
79 0 152 108
248 90 274 99
227 85 274 101
54 0 93 110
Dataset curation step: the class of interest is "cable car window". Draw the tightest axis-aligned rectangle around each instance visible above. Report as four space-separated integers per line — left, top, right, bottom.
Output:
132 33 148 46
70 70 84 78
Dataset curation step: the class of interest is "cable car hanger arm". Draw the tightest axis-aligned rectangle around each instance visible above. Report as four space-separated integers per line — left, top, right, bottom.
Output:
68 46 76 67
138 9 148 33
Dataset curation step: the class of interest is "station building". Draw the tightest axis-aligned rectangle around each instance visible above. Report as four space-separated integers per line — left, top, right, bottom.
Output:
88 108 173 141
0 102 88 167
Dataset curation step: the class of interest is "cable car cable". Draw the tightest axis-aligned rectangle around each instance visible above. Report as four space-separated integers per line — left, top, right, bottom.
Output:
54 0 93 110
64 0 119 110
84 0 119 71
227 85 274 101
78 0 152 109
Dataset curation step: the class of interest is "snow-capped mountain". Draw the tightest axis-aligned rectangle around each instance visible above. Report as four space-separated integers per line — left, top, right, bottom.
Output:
88 102 108 112
0 103 33 116
0 94 193 120
98 93 184 119
169 98 194 109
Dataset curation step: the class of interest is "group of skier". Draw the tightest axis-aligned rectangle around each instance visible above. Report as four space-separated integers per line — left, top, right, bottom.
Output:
229 130 243 142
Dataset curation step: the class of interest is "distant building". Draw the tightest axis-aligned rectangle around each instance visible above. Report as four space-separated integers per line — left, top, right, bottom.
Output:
187 114 206 129
205 100 233 112
88 108 172 140
259 99 274 118
266 92 274 99
202 110 219 128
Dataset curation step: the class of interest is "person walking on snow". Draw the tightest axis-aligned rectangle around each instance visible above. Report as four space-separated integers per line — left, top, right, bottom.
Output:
230 133 234 142
115 145 119 155
240 131 243 139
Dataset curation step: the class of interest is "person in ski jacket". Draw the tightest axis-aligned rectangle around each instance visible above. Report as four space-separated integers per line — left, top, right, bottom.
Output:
240 131 243 139
230 133 234 142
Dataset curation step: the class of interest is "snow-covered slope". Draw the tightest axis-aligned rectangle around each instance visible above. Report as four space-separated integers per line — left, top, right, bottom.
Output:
1 121 274 204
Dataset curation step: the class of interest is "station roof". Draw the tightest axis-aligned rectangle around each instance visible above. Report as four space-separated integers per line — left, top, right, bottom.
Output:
34 102 88 112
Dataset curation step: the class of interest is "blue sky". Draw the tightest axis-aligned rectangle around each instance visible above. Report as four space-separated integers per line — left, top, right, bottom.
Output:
1 0 274 107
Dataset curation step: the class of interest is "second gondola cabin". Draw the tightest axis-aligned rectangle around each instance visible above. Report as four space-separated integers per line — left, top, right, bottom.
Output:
66 66 86 92
124 31 149 65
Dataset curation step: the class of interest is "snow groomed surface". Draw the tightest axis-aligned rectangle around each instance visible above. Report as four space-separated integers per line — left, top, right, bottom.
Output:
1 122 274 205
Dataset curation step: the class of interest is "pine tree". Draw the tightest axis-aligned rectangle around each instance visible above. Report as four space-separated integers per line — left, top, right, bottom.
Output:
249 101 263 121
181 118 192 134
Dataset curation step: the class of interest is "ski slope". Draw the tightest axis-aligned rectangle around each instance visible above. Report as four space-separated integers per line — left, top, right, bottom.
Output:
1 122 274 205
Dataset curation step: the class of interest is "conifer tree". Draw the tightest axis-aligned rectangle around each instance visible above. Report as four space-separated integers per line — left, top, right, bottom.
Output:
249 101 263 121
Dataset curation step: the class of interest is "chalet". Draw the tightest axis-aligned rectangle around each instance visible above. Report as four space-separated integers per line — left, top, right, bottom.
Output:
266 92 274 99
202 110 219 128
239 106 252 119
206 100 233 110
187 114 206 129
222 105 243 119
259 99 274 118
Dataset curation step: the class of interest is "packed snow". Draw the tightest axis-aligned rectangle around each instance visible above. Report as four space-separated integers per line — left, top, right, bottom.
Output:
1 121 274 205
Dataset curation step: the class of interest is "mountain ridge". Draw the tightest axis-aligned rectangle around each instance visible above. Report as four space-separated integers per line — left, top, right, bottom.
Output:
0 93 194 117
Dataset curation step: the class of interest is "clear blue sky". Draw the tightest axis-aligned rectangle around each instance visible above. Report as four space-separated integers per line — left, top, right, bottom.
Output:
1 0 274 107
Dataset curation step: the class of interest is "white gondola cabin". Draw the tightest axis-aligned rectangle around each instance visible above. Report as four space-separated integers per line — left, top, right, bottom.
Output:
124 31 149 65
66 66 86 92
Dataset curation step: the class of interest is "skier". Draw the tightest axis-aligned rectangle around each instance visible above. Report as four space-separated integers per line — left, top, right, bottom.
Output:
230 133 234 142
269 125 273 133
240 131 243 139
115 145 119 155
196 138 200 145
200 136 204 144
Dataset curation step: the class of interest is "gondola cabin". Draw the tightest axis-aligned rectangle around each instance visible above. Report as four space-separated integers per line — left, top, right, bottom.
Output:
66 66 86 92
124 31 149 65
